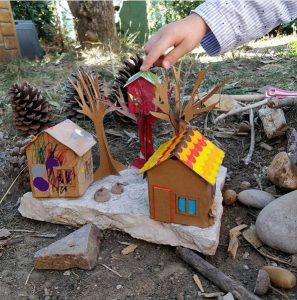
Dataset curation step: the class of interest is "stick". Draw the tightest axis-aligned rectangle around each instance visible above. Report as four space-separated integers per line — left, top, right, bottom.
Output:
243 109 255 165
231 94 265 102
0 166 27 206
100 263 122 278
214 99 268 123
176 247 261 300
25 267 34 286
267 97 297 108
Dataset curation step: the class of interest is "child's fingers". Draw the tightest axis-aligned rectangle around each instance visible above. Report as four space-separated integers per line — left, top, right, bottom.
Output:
141 37 173 71
144 34 160 54
162 41 192 68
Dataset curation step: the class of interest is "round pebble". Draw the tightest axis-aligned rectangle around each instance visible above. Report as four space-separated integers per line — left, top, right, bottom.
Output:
238 189 275 209
256 191 297 254
223 189 237 205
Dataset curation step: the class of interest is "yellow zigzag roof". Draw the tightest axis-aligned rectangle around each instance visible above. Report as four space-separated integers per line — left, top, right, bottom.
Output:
139 129 225 185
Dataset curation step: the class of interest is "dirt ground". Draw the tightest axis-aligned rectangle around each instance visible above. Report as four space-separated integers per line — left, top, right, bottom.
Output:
0 36 297 299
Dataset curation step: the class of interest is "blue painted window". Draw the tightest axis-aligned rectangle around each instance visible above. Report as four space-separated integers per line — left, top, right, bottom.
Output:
188 199 196 215
177 197 197 215
178 197 186 213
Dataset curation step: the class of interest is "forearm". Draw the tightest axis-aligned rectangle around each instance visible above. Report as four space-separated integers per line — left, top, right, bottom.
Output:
193 0 297 55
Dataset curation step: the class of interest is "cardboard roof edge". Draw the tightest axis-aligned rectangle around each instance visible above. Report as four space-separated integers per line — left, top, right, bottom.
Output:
23 119 96 157
124 71 161 87
139 128 225 186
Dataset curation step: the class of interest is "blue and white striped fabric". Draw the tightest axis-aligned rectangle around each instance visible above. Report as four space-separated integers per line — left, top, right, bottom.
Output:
192 0 297 56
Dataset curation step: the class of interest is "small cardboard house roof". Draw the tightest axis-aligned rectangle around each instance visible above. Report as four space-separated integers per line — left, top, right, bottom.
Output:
139 129 224 185
24 119 96 157
124 71 161 87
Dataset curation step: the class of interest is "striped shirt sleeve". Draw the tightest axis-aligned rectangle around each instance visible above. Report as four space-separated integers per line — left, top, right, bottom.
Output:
192 0 297 56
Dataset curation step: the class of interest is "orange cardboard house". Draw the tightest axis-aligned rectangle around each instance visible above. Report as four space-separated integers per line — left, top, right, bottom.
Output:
24 119 96 198
139 129 224 228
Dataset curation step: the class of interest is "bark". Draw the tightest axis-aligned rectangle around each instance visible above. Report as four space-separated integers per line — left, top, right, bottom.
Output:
68 1 119 50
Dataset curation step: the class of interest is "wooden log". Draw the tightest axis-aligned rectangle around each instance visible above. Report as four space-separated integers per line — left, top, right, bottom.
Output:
176 247 261 300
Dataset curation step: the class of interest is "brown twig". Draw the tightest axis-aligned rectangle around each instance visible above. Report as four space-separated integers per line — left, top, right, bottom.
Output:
25 267 34 286
214 99 268 123
0 166 27 206
100 263 122 277
243 109 255 165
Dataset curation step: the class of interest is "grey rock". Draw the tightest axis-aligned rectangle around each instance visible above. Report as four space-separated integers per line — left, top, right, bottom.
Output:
238 189 275 209
34 224 103 270
256 190 297 254
0 228 11 239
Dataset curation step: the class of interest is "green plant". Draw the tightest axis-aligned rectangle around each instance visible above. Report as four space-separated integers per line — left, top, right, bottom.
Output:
147 0 204 33
11 1 56 43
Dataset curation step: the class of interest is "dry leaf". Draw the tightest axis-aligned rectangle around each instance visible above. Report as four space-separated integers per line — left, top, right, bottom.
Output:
228 224 248 258
121 243 138 255
193 274 204 292
200 292 224 298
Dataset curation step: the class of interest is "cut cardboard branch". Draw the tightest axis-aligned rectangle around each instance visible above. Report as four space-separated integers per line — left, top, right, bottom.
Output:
152 67 227 135
70 68 126 180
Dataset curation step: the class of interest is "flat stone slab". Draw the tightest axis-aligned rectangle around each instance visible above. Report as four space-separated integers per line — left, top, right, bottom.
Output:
34 224 103 270
19 167 227 255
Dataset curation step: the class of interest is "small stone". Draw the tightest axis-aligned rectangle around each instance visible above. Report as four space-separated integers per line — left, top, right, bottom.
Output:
242 252 249 259
111 182 124 194
34 224 103 270
256 190 297 254
267 152 297 189
243 265 249 270
176 292 184 300
116 285 123 290
223 189 237 205
260 142 273 151
222 293 235 300
0 228 11 239
94 187 111 202
63 270 71 276
258 107 287 139
238 189 275 209
240 181 251 190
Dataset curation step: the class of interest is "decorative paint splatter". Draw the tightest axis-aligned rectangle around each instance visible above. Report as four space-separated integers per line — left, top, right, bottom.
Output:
46 157 60 170
33 177 49 191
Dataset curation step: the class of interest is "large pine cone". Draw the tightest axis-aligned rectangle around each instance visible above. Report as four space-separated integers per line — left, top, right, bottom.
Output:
8 136 33 191
9 82 52 135
63 67 103 121
109 54 143 108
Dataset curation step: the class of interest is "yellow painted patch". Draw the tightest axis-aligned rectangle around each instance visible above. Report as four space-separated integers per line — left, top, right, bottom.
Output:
139 129 225 185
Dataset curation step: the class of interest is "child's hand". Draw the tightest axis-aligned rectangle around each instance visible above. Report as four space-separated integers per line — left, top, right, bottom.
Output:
140 14 208 71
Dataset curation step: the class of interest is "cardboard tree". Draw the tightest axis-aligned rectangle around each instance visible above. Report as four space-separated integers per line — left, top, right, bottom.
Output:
150 67 228 135
124 71 161 169
139 67 227 228
70 69 135 180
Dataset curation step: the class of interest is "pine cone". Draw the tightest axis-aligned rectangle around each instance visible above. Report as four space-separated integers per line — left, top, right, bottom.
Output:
63 67 103 121
109 54 143 108
9 82 52 135
8 136 33 191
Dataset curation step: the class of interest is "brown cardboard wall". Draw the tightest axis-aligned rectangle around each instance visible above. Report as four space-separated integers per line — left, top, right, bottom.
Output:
0 1 20 63
147 159 214 228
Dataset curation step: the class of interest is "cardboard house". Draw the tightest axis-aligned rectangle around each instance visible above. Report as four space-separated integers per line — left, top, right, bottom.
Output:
24 119 96 198
124 71 160 168
139 129 224 228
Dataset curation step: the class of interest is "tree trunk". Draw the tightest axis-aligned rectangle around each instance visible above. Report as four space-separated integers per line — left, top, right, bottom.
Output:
68 1 119 50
